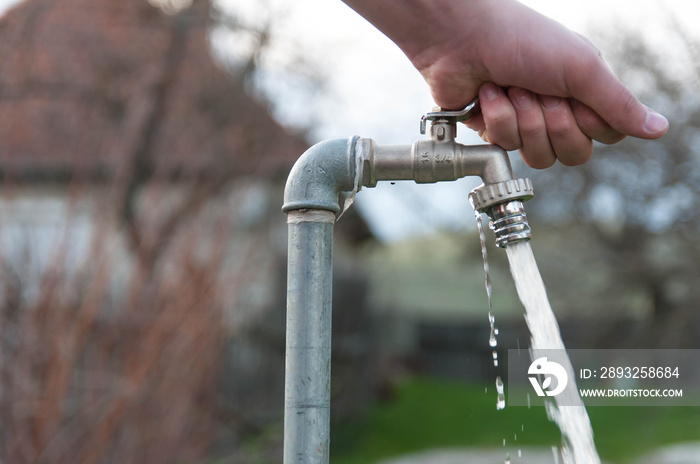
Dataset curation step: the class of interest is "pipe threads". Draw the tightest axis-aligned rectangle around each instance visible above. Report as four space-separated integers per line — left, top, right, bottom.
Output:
487 200 532 248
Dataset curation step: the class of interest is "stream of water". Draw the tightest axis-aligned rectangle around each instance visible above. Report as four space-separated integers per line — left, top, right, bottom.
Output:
471 200 599 462
505 241 601 464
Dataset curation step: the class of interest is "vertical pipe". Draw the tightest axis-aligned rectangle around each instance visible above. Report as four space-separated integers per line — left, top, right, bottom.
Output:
284 209 336 464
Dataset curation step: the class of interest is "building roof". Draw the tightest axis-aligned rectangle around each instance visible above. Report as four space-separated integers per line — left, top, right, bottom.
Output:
0 0 309 182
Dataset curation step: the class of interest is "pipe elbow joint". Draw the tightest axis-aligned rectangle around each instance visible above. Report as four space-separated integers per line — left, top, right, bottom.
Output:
472 144 513 185
283 137 359 214
467 144 533 212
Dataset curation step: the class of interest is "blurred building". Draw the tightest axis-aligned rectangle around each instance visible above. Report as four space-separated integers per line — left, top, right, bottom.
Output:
0 0 375 459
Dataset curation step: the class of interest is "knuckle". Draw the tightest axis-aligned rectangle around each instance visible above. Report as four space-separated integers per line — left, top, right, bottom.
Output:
557 140 594 167
521 150 556 170
519 122 547 140
485 130 520 151
500 138 522 152
620 89 640 117
559 150 592 167
529 157 556 170
597 133 626 145
547 119 574 139
485 106 515 127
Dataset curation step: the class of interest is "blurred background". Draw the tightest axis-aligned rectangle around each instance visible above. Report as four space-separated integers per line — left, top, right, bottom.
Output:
0 0 699 462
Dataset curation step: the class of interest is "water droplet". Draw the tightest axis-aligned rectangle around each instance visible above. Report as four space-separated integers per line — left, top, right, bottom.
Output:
526 393 531 409
518 449 522 458
488 311 498 347
496 376 505 410
505 454 511 464
514 433 517 441
521 424 524 432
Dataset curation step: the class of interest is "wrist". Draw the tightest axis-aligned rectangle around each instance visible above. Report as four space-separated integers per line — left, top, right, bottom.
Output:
342 0 494 58
398 0 507 76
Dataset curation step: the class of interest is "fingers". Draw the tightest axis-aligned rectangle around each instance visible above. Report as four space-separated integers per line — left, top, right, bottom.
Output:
537 94 593 167
468 84 596 168
507 87 556 169
570 100 626 145
477 83 520 151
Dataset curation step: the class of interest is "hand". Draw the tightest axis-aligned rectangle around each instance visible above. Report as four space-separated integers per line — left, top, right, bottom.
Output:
465 85 632 168
343 0 669 168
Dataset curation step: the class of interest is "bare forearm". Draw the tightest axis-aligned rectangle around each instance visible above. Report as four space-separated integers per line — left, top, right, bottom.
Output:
340 0 493 63
340 0 438 56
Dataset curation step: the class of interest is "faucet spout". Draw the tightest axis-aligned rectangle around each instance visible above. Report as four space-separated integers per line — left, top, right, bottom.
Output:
360 139 517 187
354 134 534 249
356 136 534 248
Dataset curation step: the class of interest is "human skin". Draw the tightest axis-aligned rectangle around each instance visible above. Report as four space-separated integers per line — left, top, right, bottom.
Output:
341 0 669 168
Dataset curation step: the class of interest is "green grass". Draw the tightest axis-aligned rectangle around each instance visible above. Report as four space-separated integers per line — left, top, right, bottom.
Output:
587 405 700 462
330 377 700 464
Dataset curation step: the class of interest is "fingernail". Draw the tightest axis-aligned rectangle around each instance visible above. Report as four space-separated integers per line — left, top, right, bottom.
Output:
482 83 498 101
512 88 533 108
540 95 561 108
644 109 669 134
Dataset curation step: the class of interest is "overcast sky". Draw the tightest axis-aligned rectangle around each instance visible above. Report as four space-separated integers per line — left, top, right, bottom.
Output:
0 0 20 13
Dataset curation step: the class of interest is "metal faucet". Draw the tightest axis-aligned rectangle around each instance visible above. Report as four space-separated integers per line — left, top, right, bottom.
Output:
281 99 534 464
420 98 534 248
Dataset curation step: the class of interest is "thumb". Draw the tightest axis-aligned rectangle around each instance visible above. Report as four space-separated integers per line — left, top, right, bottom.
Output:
568 56 668 139
423 70 482 110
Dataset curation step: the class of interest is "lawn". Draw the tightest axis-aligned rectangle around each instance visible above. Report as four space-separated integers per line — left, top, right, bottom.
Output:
330 377 700 464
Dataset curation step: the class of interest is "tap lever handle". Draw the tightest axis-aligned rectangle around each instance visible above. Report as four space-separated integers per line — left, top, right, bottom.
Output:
420 97 481 134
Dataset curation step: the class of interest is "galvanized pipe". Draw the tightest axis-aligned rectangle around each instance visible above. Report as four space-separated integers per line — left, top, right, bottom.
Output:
282 132 533 464
282 138 357 464
284 209 336 464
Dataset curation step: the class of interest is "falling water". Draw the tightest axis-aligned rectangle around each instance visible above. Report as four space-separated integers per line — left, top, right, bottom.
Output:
496 376 506 410
472 207 492 314
552 446 561 464
471 204 500 369
505 241 601 464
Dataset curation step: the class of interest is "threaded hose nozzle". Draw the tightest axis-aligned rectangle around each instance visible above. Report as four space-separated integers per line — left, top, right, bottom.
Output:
486 200 531 248
469 178 533 248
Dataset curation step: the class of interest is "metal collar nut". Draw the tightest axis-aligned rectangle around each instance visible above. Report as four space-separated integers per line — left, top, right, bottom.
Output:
469 178 534 213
